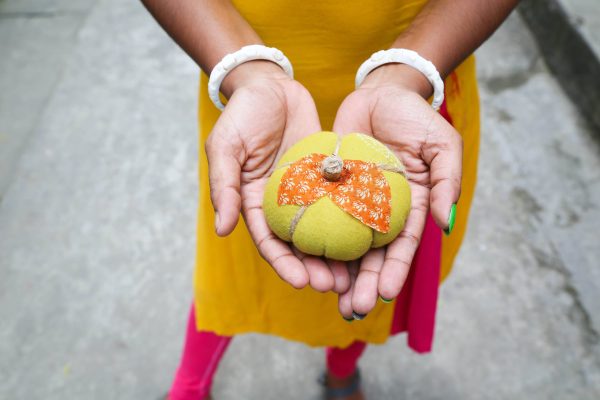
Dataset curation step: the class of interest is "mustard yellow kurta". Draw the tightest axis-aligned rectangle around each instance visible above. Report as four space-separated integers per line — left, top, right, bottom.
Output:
194 0 480 348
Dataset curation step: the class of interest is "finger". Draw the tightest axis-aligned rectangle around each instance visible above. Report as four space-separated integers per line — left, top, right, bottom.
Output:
332 94 372 135
351 248 385 315
378 193 428 299
328 259 351 294
245 205 309 289
292 249 335 293
205 124 245 236
338 262 359 319
422 117 463 231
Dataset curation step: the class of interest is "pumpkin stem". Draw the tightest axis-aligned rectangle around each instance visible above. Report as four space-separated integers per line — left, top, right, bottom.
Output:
321 155 343 181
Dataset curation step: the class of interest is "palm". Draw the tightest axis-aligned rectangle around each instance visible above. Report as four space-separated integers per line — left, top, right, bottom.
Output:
347 86 436 229
206 78 343 291
333 85 462 317
224 81 317 222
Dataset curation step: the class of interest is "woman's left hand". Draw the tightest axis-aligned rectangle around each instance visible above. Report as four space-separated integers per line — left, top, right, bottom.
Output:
332 64 463 319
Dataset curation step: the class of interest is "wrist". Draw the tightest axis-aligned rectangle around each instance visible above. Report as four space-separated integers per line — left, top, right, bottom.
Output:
360 63 433 99
220 60 291 98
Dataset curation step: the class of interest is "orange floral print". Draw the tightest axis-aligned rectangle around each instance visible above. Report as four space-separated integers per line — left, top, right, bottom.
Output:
277 153 392 233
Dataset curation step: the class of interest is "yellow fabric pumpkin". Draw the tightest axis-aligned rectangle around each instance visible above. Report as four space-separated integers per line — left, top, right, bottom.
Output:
263 131 411 260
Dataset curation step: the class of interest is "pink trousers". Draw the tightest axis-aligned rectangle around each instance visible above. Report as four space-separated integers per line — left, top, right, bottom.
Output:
169 305 366 400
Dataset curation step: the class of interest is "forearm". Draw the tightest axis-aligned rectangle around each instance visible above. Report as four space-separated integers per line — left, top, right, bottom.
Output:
364 0 519 97
396 0 519 77
141 0 283 96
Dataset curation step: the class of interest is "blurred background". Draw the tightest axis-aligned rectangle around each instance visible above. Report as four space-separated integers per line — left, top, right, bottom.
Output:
1 0 599 399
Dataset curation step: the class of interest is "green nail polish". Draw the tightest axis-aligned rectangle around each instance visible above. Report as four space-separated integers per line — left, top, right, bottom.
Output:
343 316 354 323
380 296 394 303
444 203 457 236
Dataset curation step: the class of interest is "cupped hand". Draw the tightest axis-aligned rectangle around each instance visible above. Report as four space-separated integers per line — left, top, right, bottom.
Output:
333 64 463 318
205 62 348 293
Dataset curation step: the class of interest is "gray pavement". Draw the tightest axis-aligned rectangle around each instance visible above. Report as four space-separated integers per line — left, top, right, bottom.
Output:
558 0 600 60
1 1 600 399
0 0 97 196
519 0 600 131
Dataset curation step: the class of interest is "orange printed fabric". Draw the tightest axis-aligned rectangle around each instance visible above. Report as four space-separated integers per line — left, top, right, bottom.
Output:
277 153 392 233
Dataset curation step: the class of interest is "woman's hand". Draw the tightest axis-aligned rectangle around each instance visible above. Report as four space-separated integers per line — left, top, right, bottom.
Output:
333 64 463 318
205 61 347 293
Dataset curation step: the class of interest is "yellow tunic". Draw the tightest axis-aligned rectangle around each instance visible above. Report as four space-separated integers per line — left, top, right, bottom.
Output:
194 0 480 348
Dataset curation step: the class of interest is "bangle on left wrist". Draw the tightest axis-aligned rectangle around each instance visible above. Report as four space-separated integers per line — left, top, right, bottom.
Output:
355 48 444 110
360 63 433 99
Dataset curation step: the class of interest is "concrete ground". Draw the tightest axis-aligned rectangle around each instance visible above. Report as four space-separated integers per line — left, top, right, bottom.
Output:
1 1 599 399
518 0 600 131
561 0 600 55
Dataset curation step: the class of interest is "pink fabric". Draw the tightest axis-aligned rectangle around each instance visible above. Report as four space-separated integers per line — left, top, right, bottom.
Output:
388 99 451 353
170 305 367 399
326 340 367 379
389 213 442 353
169 305 232 400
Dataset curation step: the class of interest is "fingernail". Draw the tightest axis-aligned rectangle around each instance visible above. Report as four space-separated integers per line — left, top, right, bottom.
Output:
352 311 367 321
343 316 354 323
444 203 457 236
380 296 394 304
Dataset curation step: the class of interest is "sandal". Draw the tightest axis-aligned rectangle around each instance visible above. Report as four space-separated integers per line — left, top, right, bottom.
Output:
318 369 362 399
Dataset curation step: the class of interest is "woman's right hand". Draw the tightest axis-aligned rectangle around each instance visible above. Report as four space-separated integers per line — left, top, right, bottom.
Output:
205 61 349 293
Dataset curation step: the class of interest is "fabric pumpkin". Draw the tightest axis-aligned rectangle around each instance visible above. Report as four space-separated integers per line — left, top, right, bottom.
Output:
263 131 411 261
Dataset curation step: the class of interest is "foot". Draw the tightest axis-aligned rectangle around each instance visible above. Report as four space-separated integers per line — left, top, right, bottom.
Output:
324 370 365 400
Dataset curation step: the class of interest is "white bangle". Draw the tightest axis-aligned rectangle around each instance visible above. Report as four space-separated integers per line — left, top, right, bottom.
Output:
208 44 294 111
355 49 445 111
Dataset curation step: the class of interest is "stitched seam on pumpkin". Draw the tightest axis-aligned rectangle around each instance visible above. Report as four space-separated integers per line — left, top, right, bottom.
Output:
274 135 341 173
288 206 307 239
274 162 293 171
332 134 342 156
355 134 398 166
377 163 406 176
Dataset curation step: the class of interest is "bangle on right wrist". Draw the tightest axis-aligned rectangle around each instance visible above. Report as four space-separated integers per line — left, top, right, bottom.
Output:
355 48 444 111
362 63 433 99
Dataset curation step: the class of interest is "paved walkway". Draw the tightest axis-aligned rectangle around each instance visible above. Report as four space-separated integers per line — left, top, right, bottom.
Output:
519 0 600 131
1 1 599 399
